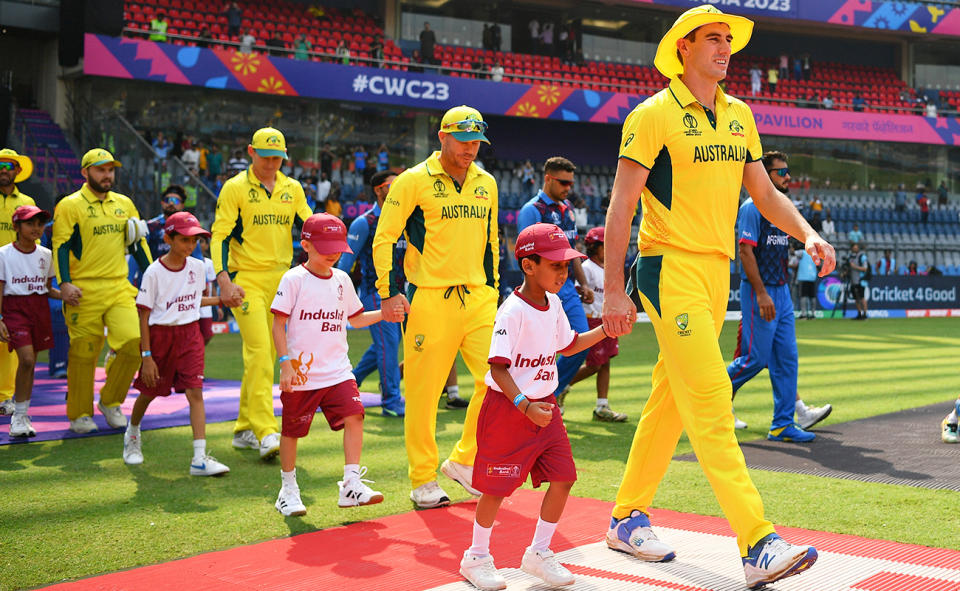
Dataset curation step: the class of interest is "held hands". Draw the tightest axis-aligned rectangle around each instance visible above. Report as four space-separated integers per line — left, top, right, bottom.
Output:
220 280 246 308
806 235 837 277
381 294 410 323
140 356 159 388
60 283 83 306
523 400 554 427
601 291 637 338
279 361 294 392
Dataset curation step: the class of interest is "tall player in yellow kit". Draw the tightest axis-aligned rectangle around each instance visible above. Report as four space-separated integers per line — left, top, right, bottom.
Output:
600 7 835 589
0 149 36 415
211 128 313 460
53 149 152 434
374 105 499 509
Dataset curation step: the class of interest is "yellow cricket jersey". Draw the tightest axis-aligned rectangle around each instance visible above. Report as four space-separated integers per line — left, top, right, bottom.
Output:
52 184 152 283
0 187 36 246
373 151 499 298
620 78 763 259
211 168 313 275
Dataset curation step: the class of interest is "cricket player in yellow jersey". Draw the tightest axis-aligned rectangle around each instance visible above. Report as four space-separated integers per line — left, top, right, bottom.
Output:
53 149 152 434
0 149 36 415
211 127 312 460
600 6 835 589
374 105 499 509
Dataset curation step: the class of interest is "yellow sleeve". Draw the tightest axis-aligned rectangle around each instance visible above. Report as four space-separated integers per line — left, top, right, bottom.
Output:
128 200 153 270
211 182 241 275
52 199 79 283
618 104 664 170
373 172 417 298
486 178 500 290
742 103 764 162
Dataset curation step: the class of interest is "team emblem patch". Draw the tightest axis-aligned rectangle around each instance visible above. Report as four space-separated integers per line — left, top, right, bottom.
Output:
729 119 745 137
240 301 250 315
675 313 688 330
279 192 293 203
291 352 314 387
414 334 425 352
487 464 521 478
432 179 447 199
474 186 489 200
682 113 701 137
86 206 98 218
248 189 260 203
337 284 343 301
114 208 126 218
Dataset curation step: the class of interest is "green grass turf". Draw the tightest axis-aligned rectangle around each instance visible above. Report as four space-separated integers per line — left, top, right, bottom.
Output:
2 318 959 590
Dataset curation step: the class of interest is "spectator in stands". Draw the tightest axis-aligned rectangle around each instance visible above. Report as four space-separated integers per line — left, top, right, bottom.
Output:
894 183 907 213
293 34 311 61
197 27 213 49
822 95 834 109
821 213 835 237
336 40 350 65
227 149 248 174
490 60 504 83
927 264 943 276
181 141 200 175
809 195 823 215
239 30 256 54
802 53 811 81
207 145 223 181
848 223 863 244
320 144 334 180
152 132 171 162
558 23 570 58
482 24 492 51
767 65 778 94
224 2 242 38
266 32 285 57
937 180 949 209
419 22 436 63
906 260 919 275
316 172 331 207
581 176 597 198
875 249 896 276
778 53 789 80
409 49 424 73
540 22 554 56
149 10 168 43
528 18 540 54
491 22 502 52
919 191 930 224
749 64 762 96
371 36 384 65
518 160 536 194
573 196 588 233
354 145 368 183
325 184 343 218
792 57 802 81
848 243 869 320
852 93 866 112
376 144 389 172
925 101 938 118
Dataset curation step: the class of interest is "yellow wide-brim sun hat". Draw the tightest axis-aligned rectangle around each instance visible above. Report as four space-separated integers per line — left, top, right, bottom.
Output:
653 4 754 80
0 148 33 183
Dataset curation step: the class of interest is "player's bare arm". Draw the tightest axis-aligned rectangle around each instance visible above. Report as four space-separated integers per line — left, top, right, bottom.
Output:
558 326 607 357
489 363 553 428
46 277 61 301
743 161 835 276
602 158 649 337
271 314 295 392
137 306 159 388
739 242 775 322
347 309 384 329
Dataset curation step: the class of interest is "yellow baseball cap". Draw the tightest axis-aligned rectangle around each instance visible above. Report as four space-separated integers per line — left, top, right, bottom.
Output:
654 5 753 79
81 148 123 169
439 105 490 144
251 127 289 159
0 148 33 183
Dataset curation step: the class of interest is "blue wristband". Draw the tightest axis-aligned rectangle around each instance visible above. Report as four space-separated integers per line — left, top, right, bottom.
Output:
141 350 151 358
278 355 291 364
513 393 526 407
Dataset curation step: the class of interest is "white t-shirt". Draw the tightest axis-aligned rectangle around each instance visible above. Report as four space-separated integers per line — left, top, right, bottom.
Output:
580 259 604 318
270 265 364 390
484 290 576 399
0 243 55 296
136 257 206 326
199 257 216 319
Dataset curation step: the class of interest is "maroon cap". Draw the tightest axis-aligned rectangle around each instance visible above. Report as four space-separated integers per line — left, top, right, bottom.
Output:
584 226 605 244
164 212 210 237
515 223 586 262
12 205 51 224
301 213 352 254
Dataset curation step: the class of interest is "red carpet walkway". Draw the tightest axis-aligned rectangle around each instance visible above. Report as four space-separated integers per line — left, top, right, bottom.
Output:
42 490 960 590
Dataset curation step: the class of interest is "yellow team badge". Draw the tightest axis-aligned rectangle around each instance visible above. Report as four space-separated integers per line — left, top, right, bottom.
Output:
675 313 691 337
414 334 425 352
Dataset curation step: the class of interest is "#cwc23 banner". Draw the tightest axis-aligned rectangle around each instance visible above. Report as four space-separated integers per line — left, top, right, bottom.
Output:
85 33 960 147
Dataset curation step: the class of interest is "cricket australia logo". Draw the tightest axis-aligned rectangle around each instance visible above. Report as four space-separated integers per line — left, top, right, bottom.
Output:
240 301 250 315
675 313 691 336
682 113 701 137
248 189 260 203
474 186 489 200
114 208 127 218
279 192 293 203
729 119 745 137
414 334 425 352
433 179 447 199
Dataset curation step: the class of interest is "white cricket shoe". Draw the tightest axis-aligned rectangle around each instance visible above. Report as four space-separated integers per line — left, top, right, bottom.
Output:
521 548 575 586
338 466 384 507
232 430 259 449
0 399 14 415
459 551 506 591
259 432 280 460
275 486 307 516
606 510 676 562
69 415 98 434
97 402 128 429
123 431 144 465
9 413 37 437
441 459 481 496
742 533 818 589
796 402 832 430
734 415 748 430
190 454 230 476
410 481 450 509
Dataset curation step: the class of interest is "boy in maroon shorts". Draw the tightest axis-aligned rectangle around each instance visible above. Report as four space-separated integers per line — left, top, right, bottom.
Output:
0 206 60 437
460 223 608 591
126 212 229 476
271 213 387 517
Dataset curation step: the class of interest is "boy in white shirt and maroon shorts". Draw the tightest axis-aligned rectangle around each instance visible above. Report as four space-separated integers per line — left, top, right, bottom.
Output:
459 223 608 591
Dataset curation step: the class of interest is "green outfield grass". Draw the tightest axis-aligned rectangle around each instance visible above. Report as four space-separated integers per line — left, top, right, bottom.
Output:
1 317 959 590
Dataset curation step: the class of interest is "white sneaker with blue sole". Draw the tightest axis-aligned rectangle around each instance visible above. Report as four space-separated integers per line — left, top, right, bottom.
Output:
190 454 230 476
742 533 818 589
605 510 676 562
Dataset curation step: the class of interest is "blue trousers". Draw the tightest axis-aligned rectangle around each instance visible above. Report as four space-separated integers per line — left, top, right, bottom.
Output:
555 280 589 394
353 290 402 408
48 304 69 377
727 282 798 430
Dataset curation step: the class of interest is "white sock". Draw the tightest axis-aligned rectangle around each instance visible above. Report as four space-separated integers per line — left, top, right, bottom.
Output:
530 517 558 552
281 469 298 489
14 400 29 415
447 385 460 399
193 439 206 460
596 399 609 410
127 423 141 436
468 520 493 558
344 463 360 480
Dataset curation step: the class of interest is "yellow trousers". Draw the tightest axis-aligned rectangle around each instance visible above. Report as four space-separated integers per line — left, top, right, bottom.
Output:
231 269 284 440
613 251 774 555
0 347 15 401
403 284 497 489
64 279 141 420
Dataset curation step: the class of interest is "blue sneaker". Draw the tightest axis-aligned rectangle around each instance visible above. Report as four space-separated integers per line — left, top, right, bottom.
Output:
767 424 815 442
605 510 676 562
743 533 817 589
381 400 405 418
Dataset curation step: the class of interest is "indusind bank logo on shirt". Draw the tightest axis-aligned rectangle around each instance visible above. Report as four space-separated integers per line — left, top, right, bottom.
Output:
299 309 344 332
514 352 557 368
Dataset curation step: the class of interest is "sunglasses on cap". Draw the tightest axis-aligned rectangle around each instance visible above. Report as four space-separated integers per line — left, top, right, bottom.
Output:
766 167 790 177
441 119 489 134
546 174 574 188
162 195 183 205
0 162 18 171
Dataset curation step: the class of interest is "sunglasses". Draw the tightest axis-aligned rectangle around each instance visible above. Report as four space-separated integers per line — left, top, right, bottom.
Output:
441 119 488 134
546 174 574 187
162 195 183 205
0 162 18 171
766 167 790 177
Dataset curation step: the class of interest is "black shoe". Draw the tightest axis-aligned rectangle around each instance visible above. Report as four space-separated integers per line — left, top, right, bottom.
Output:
445 395 470 409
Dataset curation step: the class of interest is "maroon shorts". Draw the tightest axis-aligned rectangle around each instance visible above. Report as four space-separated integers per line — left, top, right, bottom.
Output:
134 322 205 397
3 294 53 353
586 317 618 367
472 389 577 496
199 317 213 343
281 378 364 438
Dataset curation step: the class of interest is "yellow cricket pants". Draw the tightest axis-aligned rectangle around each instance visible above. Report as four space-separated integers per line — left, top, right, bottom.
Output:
403 284 497 489
613 251 775 555
0 347 15 401
231 269 284 440
64 279 141 420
